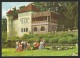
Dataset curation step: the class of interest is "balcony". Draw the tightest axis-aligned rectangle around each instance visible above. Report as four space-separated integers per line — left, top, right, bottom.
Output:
32 21 48 25
32 11 51 18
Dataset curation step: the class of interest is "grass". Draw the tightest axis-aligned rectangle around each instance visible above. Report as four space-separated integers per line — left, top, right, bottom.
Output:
2 31 78 56
2 46 78 56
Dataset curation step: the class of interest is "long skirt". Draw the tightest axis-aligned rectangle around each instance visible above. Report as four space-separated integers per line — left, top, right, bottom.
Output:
18 46 22 51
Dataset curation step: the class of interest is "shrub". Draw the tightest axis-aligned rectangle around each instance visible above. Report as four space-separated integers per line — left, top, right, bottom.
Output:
8 36 20 41
5 40 12 48
32 34 38 38
27 38 39 43
44 38 49 43
57 32 74 38
67 34 74 37
38 34 45 39
58 38 68 44
2 42 7 48
22 34 29 40
68 37 78 44
2 39 16 48
11 41 16 48
49 38 58 43
2 31 7 42
22 34 36 40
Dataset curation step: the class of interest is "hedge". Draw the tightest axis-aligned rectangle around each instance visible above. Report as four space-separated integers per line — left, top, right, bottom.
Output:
68 37 78 44
58 38 68 44
49 38 59 43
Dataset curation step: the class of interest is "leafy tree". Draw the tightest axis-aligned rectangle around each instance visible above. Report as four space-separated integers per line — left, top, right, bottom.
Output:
2 18 7 42
2 31 7 42
33 2 78 30
2 18 7 31
19 5 25 9
65 2 78 30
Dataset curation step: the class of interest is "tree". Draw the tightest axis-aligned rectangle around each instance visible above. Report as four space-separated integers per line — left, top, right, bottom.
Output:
19 5 25 9
65 2 78 30
2 18 7 42
2 18 7 31
33 2 78 30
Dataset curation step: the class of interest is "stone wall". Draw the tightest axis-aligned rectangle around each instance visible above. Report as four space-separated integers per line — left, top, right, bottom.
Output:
32 24 48 34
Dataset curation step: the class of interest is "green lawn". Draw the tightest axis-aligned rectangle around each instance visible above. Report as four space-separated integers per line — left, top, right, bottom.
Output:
2 46 78 56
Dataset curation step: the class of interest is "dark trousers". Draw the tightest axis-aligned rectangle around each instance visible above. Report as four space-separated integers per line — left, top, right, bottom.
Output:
22 44 24 50
24 44 27 50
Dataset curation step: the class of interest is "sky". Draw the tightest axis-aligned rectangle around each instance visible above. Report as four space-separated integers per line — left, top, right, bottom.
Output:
2 2 32 18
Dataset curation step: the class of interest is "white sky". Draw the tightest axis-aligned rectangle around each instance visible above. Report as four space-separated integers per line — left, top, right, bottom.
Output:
2 2 33 18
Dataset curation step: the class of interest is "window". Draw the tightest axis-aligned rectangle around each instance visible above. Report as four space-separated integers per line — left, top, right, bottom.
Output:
24 19 28 23
26 28 28 32
23 18 26 23
21 28 28 32
20 19 23 24
41 26 45 31
21 28 23 32
24 28 25 32
20 18 28 24
34 27 37 31
26 19 28 23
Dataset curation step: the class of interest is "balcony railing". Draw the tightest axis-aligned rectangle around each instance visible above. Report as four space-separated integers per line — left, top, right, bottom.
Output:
32 21 57 26
32 11 51 18
32 21 48 25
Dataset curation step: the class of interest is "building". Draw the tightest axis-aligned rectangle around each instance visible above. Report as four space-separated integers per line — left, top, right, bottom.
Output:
6 3 59 38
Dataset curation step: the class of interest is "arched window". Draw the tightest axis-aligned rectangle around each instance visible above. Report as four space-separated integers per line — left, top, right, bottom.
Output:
41 26 45 31
34 27 37 31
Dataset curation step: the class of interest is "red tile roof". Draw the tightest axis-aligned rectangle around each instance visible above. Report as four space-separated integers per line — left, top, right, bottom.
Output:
19 4 40 13
6 10 14 14
6 4 40 14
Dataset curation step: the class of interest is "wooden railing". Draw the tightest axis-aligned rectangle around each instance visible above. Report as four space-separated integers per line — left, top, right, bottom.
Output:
32 11 51 18
32 21 48 25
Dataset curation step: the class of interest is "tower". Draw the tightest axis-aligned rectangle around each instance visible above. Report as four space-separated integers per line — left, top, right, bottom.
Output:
6 10 14 39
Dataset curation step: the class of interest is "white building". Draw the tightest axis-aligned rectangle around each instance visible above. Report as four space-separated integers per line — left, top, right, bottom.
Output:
6 4 59 39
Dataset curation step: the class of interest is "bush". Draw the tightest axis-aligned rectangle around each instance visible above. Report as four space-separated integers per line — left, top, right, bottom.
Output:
44 38 49 43
2 39 16 48
56 32 75 38
58 38 68 44
2 42 7 48
11 41 16 48
27 38 39 43
2 31 7 42
8 36 20 41
22 34 30 40
67 34 74 37
49 38 58 43
68 37 78 44
38 34 45 39
7 40 11 47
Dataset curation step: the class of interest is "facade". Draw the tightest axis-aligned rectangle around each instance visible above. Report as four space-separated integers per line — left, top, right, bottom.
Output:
6 4 59 38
